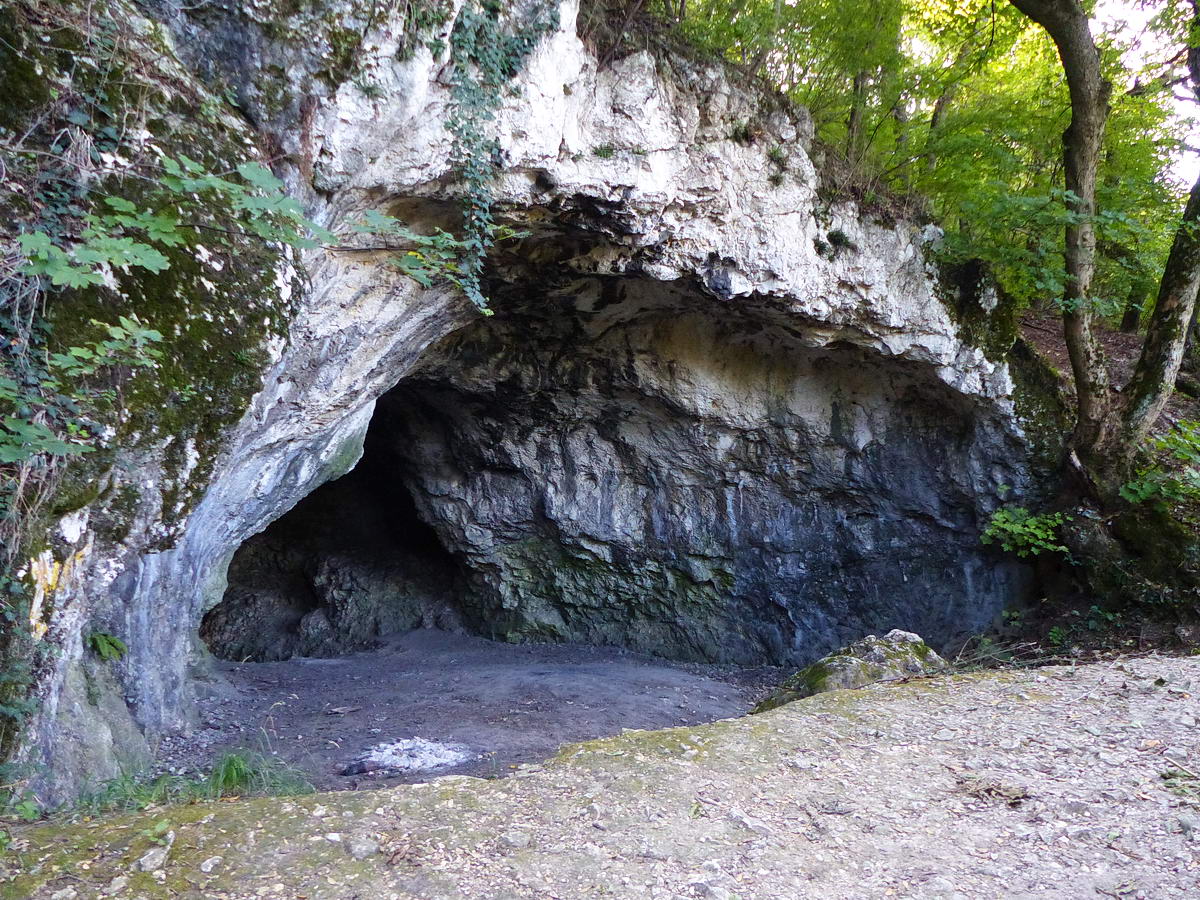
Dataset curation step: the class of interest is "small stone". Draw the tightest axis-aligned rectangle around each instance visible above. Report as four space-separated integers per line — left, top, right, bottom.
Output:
693 882 737 899
135 832 175 873
199 856 223 873
102 876 128 896
345 835 380 860
324 832 343 843
500 830 531 849
727 808 771 835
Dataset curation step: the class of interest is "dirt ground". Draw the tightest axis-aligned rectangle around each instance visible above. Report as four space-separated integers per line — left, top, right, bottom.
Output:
1019 311 1200 430
160 630 783 791
8 654 1199 899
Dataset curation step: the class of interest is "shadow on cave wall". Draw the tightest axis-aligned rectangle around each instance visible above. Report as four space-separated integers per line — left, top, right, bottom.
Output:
199 423 465 662
202 273 1031 667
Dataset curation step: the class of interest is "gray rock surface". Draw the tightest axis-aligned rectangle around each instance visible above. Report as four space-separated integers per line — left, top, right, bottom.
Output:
754 628 948 711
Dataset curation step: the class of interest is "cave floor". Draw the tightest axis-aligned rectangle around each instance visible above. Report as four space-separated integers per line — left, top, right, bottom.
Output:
168 630 785 791
11 655 1199 899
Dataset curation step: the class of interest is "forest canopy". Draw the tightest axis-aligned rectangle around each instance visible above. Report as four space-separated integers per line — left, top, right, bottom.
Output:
650 0 1194 323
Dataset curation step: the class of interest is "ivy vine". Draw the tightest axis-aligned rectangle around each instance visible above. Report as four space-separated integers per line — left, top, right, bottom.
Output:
445 0 559 313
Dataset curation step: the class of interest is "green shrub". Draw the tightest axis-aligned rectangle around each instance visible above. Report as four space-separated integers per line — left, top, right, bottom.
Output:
728 120 755 143
981 507 1070 558
72 751 312 817
827 228 855 251
1121 421 1200 505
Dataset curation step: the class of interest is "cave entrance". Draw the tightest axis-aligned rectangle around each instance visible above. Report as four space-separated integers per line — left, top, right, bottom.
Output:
195 371 771 790
200 415 463 664
190 273 1026 789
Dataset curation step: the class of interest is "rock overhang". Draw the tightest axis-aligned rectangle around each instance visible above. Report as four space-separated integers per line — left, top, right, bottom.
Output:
13 0 1038 803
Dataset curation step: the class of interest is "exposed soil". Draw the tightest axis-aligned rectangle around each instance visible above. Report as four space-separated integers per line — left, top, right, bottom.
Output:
1019 311 1200 430
162 630 784 791
8 654 1199 899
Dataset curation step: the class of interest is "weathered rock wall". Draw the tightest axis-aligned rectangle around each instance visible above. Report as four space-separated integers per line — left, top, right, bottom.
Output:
376 277 1030 664
13 0 1038 803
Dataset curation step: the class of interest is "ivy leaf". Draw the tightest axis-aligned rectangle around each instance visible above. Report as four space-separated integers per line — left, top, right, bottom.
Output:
103 196 137 213
236 162 285 192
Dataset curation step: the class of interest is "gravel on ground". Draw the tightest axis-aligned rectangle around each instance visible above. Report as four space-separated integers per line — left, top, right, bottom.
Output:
3 654 1198 899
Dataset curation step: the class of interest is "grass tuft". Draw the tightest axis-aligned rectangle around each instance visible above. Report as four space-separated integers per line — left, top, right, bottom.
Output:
69 751 313 818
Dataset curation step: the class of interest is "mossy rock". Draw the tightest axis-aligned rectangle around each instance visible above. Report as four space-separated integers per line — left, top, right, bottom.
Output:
753 629 948 712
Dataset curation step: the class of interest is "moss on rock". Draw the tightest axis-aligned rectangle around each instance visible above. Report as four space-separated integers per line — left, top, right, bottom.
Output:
753 629 947 712
934 258 1022 361
7 0 298 545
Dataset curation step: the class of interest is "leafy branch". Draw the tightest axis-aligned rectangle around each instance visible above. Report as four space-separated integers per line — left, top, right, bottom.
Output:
981 506 1071 558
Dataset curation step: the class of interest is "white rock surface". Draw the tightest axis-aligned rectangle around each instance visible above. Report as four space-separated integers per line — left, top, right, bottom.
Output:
346 738 474 775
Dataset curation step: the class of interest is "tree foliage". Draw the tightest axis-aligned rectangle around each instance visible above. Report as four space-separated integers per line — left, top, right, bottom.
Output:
654 0 1197 487
668 0 1189 318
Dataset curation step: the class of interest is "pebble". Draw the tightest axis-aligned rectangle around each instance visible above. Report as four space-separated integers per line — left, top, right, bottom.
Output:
134 832 175 873
346 835 381 860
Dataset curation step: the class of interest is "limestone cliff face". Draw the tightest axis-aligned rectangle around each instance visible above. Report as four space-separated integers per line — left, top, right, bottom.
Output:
16 0 1035 801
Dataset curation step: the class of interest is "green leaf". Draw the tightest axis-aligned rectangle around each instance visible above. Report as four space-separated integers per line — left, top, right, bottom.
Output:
236 161 286 192
103 196 138 213
16 231 53 257
48 266 104 289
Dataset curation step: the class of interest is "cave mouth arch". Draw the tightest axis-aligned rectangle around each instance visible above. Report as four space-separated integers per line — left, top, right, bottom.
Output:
199 416 466 663
202 273 1028 669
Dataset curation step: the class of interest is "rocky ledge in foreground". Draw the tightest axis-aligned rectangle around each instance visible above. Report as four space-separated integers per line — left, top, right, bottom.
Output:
3 656 1198 899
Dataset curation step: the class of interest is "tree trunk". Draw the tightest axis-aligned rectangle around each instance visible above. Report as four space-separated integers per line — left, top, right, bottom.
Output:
1100 241 1149 333
1120 168 1200 451
1119 287 1143 334
1114 0 1200 460
925 43 972 174
1009 0 1113 476
1184 304 1200 372
846 70 868 158
746 0 783 77
892 99 911 189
